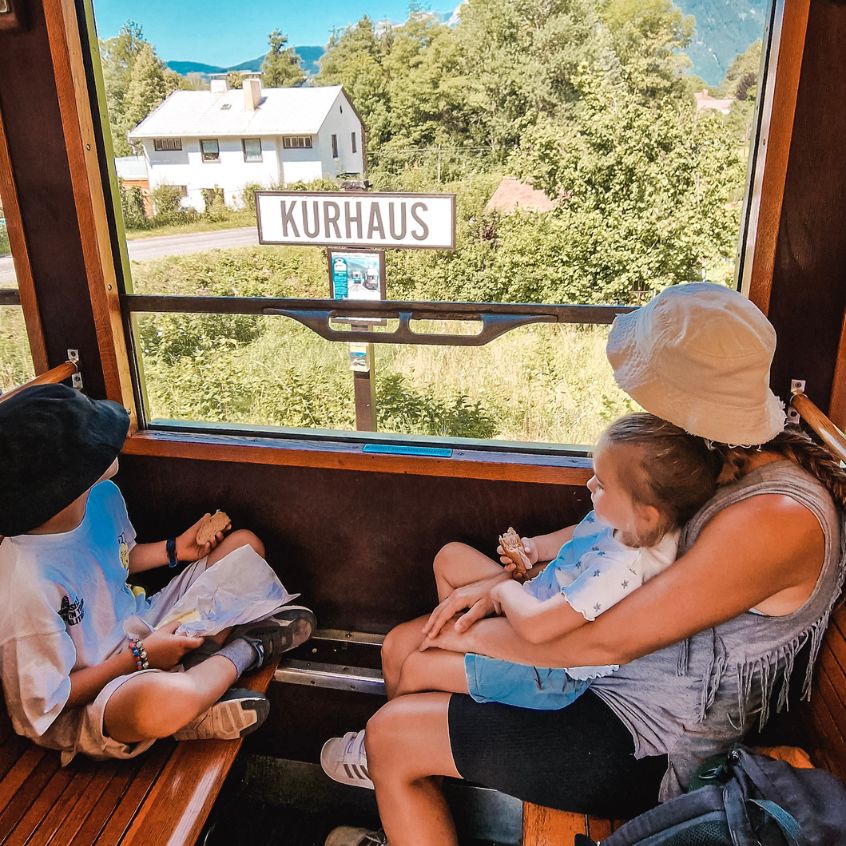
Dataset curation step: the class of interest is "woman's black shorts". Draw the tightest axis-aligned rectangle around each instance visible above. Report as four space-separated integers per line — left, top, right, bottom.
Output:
448 690 667 818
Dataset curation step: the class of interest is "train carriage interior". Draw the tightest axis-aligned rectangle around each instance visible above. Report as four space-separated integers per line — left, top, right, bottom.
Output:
1 0 846 843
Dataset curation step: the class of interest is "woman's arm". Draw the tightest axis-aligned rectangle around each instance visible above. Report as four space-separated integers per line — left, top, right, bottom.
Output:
423 495 824 665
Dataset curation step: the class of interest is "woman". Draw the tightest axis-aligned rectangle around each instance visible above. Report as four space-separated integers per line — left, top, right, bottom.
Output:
326 283 846 846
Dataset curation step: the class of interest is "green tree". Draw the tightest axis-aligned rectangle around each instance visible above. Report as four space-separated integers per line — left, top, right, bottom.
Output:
100 24 179 155
721 40 762 100
225 71 244 89
261 30 305 88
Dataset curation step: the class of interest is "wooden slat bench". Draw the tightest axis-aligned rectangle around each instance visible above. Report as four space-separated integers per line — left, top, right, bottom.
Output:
0 663 274 846
524 390 846 844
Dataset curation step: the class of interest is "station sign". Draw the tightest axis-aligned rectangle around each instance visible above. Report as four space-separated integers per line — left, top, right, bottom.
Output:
256 191 455 250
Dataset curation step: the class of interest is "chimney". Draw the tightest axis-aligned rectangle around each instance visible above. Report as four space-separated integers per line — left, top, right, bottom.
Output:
210 77 228 94
244 78 262 112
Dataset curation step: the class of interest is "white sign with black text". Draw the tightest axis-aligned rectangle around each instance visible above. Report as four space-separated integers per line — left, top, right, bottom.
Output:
256 191 455 250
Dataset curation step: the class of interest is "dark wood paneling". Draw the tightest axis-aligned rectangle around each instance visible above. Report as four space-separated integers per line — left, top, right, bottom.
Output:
0 0 105 396
767 0 846 408
117 457 591 632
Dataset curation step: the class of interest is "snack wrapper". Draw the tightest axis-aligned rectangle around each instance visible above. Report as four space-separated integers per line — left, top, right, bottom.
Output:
156 545 299 636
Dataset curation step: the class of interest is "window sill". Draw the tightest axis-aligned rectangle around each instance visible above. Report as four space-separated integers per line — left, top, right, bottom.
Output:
122 430 593 485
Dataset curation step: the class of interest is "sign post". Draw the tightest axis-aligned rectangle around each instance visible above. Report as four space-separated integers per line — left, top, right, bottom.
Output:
256 188 456 433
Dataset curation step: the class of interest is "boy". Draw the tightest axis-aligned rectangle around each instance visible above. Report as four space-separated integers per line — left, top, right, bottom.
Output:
0 384 314 763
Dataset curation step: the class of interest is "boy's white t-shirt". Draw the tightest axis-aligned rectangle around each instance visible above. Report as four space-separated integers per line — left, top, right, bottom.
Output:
0 480 142 745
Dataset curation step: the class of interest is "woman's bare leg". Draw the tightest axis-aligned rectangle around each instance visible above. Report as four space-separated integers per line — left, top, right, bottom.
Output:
365 692 460 846
394 648 469 697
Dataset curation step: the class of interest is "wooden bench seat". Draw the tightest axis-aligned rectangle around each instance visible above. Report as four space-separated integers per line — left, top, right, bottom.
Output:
0 663 274 846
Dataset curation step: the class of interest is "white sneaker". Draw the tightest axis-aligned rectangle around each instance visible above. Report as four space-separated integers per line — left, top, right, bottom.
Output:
320 729 373 789
324 827 387 846
173 688 269 741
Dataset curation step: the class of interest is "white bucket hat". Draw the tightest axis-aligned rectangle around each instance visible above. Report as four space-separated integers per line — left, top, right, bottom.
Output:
606 282 786 445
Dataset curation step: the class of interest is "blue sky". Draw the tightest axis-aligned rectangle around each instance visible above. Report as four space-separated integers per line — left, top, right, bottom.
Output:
91 0 457 67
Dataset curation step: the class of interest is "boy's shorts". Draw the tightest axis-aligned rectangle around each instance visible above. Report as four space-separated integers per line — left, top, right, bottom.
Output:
464 653 592 711
67 558 207 764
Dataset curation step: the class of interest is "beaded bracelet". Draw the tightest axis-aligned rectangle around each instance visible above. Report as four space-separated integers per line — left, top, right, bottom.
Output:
128 637 150 671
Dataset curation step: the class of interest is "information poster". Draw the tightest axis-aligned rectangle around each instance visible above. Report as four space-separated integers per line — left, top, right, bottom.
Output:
329 250 385 301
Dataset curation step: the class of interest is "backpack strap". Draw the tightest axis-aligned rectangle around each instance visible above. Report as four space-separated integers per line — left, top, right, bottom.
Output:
748 799 804 846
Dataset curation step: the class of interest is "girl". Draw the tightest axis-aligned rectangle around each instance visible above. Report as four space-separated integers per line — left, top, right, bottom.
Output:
321 412 720 788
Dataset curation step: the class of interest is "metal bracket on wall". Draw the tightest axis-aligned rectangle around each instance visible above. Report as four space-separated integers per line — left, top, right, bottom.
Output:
67 349 83 390
788 378 806 424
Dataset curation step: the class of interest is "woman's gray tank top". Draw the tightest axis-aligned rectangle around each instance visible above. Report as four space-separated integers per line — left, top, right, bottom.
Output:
590 459 845 800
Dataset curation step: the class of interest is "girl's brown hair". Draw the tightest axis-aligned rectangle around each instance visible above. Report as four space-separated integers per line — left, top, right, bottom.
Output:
600 412 723 546
713 427 846 509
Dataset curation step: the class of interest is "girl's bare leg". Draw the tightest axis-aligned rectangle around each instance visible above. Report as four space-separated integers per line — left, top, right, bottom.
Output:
365 692 461 846
103 655 238 743
382 543 504 697
432 541 504 601
394 648 469 697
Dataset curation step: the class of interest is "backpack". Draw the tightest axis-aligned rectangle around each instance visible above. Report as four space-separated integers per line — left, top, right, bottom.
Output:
574 746 846 846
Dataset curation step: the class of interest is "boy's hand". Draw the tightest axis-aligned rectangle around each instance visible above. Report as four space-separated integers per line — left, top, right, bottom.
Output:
176 513 230 562
497 536 538 569
143 622 205 670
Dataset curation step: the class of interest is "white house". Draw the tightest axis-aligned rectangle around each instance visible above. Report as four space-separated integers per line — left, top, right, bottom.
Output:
128 79 365 212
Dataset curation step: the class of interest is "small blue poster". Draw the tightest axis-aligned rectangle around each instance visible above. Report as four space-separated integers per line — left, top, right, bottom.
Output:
329 250 384 301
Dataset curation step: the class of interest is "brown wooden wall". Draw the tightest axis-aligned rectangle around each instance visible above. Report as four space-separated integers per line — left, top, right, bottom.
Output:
766 0 846 407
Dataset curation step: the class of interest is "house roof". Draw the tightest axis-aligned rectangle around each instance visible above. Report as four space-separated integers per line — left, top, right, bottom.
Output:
484 177 558 214
129 85 346 140
115 155 148 180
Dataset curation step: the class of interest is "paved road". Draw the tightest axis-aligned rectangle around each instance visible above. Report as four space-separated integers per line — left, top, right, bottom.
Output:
0 226 258 285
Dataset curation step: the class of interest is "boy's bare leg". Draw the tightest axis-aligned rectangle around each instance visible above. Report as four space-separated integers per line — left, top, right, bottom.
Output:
204 529 264 568
103 655 238 744
394 648 469 698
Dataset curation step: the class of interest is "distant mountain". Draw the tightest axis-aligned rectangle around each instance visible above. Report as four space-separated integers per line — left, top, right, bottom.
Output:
675 0 768 86
167 45 324 80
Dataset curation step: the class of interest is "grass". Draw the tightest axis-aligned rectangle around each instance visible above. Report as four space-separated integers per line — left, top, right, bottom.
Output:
130 247 635 446
124 210 256 240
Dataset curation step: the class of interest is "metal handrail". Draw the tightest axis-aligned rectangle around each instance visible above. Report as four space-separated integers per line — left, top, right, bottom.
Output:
123 294 634 347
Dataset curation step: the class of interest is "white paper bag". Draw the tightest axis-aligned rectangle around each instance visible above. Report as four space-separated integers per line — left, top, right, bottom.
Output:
156 545 299 636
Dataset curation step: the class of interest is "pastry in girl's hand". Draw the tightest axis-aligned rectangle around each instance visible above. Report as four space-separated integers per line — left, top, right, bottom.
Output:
498 527 531 580
196 510 231 545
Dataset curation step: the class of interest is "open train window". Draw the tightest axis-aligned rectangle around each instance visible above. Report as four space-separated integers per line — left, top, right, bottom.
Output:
78 0 783 455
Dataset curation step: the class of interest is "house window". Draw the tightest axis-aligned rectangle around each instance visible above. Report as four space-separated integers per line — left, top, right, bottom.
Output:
351 132 357 154
331 134 338 158
153 138 182 152
200 139 220 162
282 136 312 149
242 138 262 163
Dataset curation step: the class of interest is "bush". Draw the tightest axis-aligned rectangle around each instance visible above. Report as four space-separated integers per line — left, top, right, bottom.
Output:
240 182 264 214
119 184 149 230
0 220 10 256
151 184 194 226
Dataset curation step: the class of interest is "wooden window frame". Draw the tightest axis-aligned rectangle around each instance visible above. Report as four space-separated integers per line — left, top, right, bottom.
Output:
0 105 48 374
22 0 812 485
331 133 338 158
351 131 357 155
282 136 312 150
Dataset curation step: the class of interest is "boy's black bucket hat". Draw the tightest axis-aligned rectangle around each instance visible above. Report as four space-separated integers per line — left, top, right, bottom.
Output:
0 384 129 536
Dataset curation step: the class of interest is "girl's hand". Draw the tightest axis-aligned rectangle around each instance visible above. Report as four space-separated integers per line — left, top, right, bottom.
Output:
497 535 539 569
141 622 205 670
175 513 229 562
419 621 476 654
423 574 505 641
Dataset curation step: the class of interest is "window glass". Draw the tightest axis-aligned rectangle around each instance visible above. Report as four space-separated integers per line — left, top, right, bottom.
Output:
91 3 771 446
0 185 35 392
243 138 263 162
153 138 182 151
200 139 219 161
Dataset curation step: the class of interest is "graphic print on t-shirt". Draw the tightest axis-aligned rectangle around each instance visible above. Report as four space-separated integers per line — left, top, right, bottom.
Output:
59 594 85 626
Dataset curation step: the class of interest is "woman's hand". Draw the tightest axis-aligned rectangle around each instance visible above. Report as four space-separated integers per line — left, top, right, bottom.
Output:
422 573 507 641
141 622 205 670
175 513 230 562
